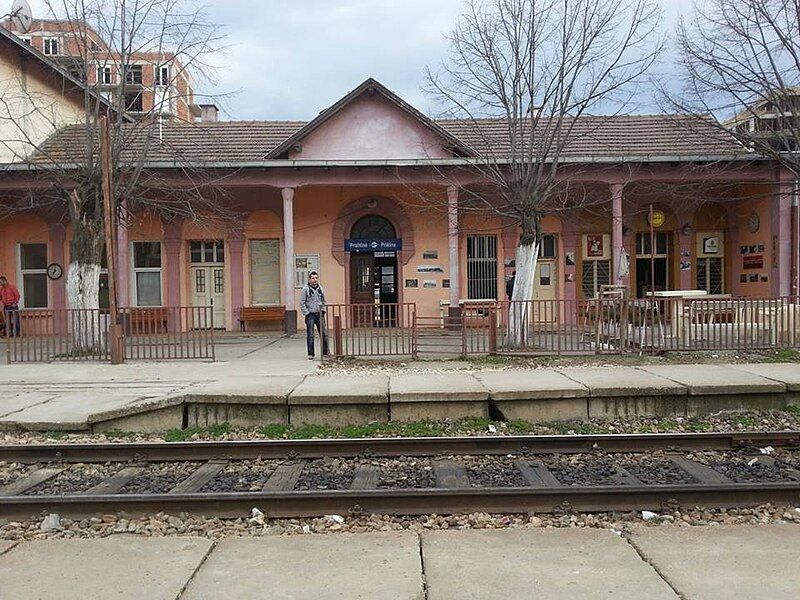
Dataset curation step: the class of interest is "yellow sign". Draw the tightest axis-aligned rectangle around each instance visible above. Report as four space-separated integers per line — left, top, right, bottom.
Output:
648 209 665 228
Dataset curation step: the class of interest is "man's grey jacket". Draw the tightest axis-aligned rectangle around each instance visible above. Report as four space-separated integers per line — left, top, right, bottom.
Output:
300 284 326 316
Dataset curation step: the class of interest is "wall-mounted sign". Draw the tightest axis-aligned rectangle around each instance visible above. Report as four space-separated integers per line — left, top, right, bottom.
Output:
586 234 604 257
702 236 719 254
743 255 764 270
565 251 575 266
423 280 437 288
294 254 320 288
442 279 450 288
345 238 402 252
405 279 418 288
422 250 438 259
648 209 666 228
417 265 444 273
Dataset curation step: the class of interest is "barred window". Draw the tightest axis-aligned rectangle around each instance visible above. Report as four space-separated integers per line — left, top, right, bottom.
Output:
696 257 723 294
582 259 610 299
467 235 497 300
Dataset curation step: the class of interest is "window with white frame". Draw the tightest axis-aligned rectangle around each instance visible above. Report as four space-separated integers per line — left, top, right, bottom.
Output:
156 65 169 86
96 65 112 84
125 64 143 85
582 260 611 299
467 235 497 299
18 243 48 308
133 242 162 306
538 234 557 259
43 37 59 55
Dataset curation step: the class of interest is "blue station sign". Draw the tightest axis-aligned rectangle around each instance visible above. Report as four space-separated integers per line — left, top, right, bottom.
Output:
345 238 403 252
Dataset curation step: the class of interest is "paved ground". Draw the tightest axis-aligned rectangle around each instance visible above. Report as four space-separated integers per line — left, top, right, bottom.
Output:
0 334 797 430
0 525 796 599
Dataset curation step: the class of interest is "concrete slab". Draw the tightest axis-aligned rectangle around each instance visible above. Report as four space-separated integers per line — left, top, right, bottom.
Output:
422 528 677 600
0 541 16 555
557 366 687 397
475 370 589 400
389 373 488 402
727 363 800 392
630 524 800 600
639 364 786 395
181 532 423 600
0 392 60 418
289 375 388 405
186 376 303 404
0 536 212 600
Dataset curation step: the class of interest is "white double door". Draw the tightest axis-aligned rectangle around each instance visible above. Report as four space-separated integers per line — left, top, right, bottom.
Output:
191 265 225 328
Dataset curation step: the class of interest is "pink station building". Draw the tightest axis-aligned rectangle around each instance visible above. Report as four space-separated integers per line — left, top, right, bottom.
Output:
0 76 798 333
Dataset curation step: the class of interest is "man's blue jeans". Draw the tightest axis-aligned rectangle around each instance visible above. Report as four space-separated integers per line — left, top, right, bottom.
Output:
3 305 20 337
305 312 329 357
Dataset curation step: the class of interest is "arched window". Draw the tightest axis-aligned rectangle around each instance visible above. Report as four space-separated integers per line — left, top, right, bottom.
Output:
350 214 396 239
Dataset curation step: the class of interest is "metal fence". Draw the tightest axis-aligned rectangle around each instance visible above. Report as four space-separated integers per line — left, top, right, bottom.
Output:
4 306 215 363
320 297 800 359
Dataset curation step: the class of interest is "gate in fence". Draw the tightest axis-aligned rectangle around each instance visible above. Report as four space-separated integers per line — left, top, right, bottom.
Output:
4 306 215 363
323 297 800 359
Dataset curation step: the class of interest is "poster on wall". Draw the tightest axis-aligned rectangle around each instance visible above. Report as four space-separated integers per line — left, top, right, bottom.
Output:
565 252 575 266
405 279 418 288
422 250 438 259
586 234 604 257
423 280 437 288
743 255 764 270
294 254 320 288
680 260 691 271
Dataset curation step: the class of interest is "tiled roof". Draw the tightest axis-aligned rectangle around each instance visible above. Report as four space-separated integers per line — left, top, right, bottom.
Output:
32 114 743 166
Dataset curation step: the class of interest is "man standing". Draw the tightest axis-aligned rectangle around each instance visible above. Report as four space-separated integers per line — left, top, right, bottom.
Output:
0 276 21 337
300 271 329 359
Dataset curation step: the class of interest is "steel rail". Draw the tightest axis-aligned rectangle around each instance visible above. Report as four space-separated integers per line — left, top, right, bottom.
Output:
0 483 798 520
2 431 798 464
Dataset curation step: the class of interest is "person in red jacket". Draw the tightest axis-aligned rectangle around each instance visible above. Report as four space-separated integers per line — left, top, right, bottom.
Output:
0 276 21 337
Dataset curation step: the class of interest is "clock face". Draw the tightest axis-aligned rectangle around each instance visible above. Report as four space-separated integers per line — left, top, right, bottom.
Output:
747 212 760 233
46 263 63 280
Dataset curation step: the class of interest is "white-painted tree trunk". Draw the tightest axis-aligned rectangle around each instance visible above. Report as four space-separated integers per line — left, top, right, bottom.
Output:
66 261 102 352
508 239 539 347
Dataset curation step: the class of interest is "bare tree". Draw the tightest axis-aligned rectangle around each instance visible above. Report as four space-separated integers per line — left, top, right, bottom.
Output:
425 0 662 343
0 0 226 349
672 0 800 175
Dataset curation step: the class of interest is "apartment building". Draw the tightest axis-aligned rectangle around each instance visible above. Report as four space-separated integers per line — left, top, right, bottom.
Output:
4 18 199 121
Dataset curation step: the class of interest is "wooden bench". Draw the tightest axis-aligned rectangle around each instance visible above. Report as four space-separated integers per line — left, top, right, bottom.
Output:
127 307 169 333
238 306 285 331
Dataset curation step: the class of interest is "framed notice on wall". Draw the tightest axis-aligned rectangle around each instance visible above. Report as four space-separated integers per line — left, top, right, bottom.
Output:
294 254 320 288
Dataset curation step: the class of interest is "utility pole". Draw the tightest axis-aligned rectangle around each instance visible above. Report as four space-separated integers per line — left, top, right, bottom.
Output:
100 116 123 364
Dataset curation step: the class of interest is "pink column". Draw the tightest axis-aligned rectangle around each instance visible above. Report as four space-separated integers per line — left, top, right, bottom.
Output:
282 187 297 334
611 183 625 284
48 223 67 310
773 176 794 297
228 231 245 331
793 180 799 302
162 220 183 308
116 217 130 307
447 186 460 316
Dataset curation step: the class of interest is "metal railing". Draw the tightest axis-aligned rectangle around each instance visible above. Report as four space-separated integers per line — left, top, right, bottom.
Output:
4 306 215 363
325 303 415 358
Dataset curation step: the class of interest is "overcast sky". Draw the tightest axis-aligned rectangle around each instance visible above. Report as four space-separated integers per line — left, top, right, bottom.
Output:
28 0 695 121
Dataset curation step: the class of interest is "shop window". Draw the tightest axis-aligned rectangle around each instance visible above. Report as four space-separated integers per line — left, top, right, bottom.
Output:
467 235 497 299
18 243 48 308
538 234 557 259
582 259 611 299
696 258 724 295
133 241 162 306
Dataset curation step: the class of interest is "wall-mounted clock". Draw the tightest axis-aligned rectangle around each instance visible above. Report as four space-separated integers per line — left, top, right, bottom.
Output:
747 212 760 234
46 263 63 280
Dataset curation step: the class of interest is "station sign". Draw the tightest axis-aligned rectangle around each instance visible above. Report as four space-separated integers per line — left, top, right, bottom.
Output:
345 238 403 252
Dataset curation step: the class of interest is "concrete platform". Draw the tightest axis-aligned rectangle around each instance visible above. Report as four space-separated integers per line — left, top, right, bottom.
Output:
630 524 800 600
639 364 787 395
475 370 588 421
181 532 423 600
288 375 389 426
389 373 489 421
184 376 302 427
0 536 212 600
728 363 800 392
421 528 678 600
0 541 16 555
558 366 687 397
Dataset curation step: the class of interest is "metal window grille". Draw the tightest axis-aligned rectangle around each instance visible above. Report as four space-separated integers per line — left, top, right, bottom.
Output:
467 235 497 299
582 259 610 298
696 257 723 294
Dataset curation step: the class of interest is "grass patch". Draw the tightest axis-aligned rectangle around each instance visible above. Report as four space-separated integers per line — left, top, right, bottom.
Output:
763 348 800 362
256 418 507 440
736 414 759 428
102 429 139 440
44 430 67 440
164 422 232 442
684 420 712 432
785 404 800 417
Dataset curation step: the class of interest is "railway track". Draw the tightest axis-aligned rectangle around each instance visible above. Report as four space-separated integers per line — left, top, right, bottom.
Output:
1 431 799 519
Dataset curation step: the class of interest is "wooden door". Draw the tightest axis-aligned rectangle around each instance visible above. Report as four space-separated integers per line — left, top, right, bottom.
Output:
191 266 225 328
350 254 375 327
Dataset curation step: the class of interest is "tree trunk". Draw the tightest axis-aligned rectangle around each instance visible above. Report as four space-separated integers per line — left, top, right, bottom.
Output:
508 237 539 348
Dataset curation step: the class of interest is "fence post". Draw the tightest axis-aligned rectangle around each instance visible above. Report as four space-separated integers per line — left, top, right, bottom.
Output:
334 315 343 357
488 308 497 354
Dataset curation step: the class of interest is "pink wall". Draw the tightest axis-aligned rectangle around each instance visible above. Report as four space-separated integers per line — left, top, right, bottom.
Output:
289 94 453 160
